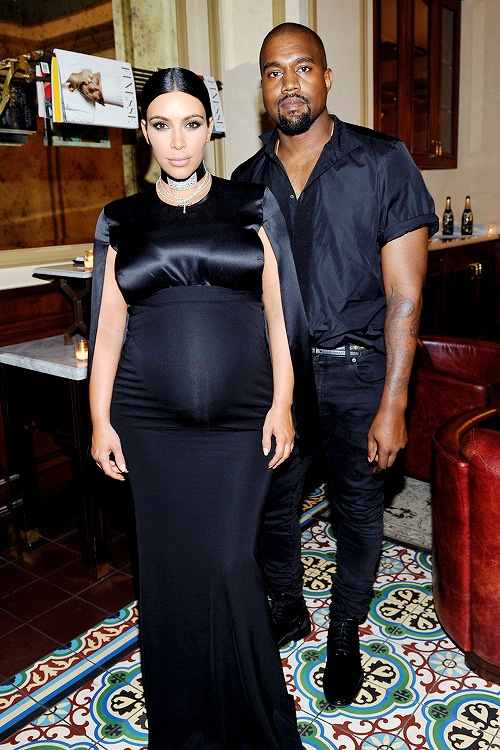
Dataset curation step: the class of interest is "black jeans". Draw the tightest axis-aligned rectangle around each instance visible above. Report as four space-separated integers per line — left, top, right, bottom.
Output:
260 347 386 619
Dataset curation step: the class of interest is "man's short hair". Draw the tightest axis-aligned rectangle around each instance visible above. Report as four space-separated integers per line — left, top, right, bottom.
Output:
259 23 328 73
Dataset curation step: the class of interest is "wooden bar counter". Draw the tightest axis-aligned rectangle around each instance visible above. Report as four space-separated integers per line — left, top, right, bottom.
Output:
423 232 500 341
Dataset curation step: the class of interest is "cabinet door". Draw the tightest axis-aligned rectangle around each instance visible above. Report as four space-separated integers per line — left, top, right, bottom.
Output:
411 0 431 157
422 0 461 168
374 0 460 169
374 0 400 140
446 250 496 339
420 253 445 336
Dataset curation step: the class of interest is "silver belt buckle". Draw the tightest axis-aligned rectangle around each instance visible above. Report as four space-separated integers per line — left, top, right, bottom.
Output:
348 344 364 356
312 346 346 356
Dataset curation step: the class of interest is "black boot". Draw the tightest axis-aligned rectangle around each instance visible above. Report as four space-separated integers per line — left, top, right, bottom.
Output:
269 593 311 649
323 617 363 707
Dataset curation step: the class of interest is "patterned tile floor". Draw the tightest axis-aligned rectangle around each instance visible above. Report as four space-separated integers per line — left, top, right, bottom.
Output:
2 487 499 749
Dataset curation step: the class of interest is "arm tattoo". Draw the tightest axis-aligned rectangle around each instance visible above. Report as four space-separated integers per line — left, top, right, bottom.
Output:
385 289 421 397
410 313 421 339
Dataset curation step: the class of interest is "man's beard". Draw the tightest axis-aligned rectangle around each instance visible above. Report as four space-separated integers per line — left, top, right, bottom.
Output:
277 96 312 136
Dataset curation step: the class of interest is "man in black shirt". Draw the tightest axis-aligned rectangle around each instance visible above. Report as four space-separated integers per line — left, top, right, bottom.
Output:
232 23 438 707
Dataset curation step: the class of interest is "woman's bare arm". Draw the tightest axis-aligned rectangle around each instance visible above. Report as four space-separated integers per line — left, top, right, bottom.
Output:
259 226 295 469
89 245 128 480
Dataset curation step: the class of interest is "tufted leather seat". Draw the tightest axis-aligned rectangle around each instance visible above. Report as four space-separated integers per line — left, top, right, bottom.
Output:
404 336 500 481
432 406 500 685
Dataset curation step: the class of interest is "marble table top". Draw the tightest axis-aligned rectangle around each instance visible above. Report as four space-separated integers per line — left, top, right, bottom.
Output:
429 232 499 251
0 335 88 381
32 263 93 280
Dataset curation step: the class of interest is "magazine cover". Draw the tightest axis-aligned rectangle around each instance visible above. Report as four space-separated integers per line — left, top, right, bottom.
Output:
52 49 138 129
0 79 37 134
203 75 226 135
36 62 52 119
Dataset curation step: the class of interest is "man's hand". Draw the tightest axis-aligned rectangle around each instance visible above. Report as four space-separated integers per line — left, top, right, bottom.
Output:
367 403 408 472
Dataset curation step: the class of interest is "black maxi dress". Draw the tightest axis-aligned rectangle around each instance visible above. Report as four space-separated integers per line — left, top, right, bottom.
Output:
90 177 313 750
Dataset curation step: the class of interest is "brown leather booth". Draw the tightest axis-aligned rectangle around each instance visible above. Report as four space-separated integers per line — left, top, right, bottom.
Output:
404 336 500 481
432 406 500 685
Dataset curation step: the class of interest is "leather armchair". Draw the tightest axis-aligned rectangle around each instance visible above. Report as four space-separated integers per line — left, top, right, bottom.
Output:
404 335 500 481
432 406 500 685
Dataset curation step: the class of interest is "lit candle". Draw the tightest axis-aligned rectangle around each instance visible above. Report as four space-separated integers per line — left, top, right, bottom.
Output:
84 251 94 269
74 339 89 361
487 224 496 235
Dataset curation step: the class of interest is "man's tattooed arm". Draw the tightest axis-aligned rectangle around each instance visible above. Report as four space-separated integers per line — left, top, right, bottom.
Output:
384 288 420 397
367 227 429 472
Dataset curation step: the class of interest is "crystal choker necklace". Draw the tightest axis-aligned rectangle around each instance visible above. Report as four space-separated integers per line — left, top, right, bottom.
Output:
156 170 212 213
161 161 206 191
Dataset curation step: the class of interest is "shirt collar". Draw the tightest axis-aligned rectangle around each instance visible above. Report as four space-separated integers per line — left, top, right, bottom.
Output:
259 115 360 188
260 114 338 146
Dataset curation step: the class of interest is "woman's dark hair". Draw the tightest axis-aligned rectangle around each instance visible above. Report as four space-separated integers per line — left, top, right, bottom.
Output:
140 67 212 122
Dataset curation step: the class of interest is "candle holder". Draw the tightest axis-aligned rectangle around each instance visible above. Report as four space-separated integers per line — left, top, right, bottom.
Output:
74 338 89 362
84 249 94 269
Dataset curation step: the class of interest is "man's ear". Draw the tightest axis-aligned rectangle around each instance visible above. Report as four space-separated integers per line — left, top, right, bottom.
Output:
324 68 333 94
141 119 150 145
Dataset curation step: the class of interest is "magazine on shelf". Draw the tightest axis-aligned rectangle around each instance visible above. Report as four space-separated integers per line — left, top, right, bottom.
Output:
51 49 138 129
36 61 53 119
0 79 37 134
0 132 29 146
44 120 111 148
202 75 225 135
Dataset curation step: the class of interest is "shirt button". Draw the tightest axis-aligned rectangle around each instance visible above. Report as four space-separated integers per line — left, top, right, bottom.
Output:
351 357 356 363
290 194 294 199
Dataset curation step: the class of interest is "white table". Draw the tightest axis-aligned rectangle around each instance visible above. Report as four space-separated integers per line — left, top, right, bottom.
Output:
32 263 93 344
0 335 110 577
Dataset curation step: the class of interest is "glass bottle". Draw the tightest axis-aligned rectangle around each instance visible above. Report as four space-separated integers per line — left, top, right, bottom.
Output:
461 195 473 235
442 196 454 235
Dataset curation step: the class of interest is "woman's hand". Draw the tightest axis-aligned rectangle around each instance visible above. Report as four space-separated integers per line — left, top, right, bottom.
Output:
91 422 128 481
262 402 295 469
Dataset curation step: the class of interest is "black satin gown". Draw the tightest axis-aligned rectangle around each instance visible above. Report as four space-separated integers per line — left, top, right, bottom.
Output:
102 178 304 750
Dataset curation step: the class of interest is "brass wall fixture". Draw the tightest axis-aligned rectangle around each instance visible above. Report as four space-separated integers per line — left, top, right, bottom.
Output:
0 55 36 117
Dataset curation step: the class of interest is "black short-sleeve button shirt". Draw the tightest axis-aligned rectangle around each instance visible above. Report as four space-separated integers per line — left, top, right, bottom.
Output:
232 115 439 352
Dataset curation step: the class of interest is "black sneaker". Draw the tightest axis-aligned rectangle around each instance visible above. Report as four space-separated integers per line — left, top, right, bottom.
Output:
269 593 311 649
323 617 363 707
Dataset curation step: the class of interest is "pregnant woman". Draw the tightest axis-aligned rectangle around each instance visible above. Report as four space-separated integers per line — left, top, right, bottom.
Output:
89 67 313 749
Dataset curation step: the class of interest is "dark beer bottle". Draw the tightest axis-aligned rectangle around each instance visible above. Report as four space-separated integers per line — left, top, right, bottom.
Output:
461 195 473 235
442 196 454 235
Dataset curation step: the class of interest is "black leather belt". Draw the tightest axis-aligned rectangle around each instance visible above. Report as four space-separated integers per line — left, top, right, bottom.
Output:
311 344 366 357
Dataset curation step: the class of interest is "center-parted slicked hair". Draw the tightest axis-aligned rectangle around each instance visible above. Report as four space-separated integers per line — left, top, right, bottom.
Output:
259 23 328 73
140 67 212 122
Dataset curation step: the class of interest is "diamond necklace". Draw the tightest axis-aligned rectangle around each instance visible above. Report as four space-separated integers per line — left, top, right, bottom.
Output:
156 171 211 213
162 161 206 191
